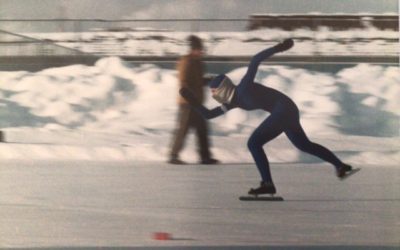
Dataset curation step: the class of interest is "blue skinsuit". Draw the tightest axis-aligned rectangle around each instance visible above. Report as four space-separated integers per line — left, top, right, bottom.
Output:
198 46 344 183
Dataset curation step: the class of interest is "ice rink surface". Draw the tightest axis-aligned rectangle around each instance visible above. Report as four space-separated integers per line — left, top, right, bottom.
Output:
0 160 398 249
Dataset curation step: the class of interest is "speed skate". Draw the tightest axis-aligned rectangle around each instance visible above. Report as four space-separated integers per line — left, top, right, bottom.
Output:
239 194 284 201
339 167 361 180
239 181 283 201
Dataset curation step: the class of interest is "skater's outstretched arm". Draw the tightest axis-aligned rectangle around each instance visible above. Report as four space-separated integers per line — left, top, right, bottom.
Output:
180 88 231 119
241 39 294 87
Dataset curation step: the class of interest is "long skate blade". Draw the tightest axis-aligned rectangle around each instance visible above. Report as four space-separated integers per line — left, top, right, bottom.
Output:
239 196 284 201
340 168 361 181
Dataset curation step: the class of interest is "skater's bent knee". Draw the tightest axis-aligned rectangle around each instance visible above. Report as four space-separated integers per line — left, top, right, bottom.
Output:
247 137 263 151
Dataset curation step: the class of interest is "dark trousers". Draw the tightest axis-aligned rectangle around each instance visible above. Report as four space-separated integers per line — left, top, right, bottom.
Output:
170 104 211 160
247 100 343 183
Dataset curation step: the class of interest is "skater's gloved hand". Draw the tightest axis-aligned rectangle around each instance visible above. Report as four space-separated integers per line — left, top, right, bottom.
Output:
179 87 201 107
274 38 294 52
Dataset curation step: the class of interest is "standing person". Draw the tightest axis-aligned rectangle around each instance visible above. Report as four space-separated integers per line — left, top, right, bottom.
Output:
180 39 354 195
168 35 219 165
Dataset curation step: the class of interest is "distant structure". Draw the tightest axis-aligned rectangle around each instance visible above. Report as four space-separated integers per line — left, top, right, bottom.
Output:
248 14 399 31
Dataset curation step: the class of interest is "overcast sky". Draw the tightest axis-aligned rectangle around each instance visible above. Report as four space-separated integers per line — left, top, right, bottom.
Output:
0 0 398 19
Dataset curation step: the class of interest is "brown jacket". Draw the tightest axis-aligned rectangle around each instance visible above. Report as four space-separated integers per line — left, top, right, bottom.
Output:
177 54 205 104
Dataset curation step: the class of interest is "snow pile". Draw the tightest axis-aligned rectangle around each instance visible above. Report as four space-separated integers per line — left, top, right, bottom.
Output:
338 64 400 115
0 58 177 132
0 57 399 163
26 27 399 56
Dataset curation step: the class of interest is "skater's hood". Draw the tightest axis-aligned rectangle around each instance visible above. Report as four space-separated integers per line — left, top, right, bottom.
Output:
209 74 236 104
208 74 226 88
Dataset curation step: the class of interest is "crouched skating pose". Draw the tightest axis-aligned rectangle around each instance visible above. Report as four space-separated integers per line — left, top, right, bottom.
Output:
180 39 353 196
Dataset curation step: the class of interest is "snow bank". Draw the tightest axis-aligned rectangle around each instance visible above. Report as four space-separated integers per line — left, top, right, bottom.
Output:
0 57 399 163
26 27 398 56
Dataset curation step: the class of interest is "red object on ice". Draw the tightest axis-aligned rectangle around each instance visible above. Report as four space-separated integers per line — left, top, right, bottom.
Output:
152 232 172 240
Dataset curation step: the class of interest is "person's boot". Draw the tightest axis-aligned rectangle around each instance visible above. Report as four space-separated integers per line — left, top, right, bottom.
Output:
248 181 276 196
168 157 187 165
336 163 353 179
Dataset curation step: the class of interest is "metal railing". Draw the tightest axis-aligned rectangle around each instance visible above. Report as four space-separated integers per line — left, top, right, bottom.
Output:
0 28 84 56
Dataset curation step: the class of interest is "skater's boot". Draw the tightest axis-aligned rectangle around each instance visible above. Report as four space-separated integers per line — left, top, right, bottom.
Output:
248 181 276 196
336 163 353 179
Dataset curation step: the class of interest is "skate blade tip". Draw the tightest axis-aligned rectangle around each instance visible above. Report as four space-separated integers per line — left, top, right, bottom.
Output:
239 196 284 201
